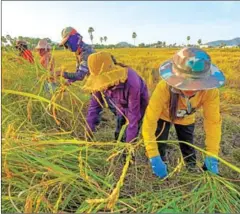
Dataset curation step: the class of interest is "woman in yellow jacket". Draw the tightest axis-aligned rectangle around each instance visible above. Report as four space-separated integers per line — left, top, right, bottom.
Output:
142 47 225 178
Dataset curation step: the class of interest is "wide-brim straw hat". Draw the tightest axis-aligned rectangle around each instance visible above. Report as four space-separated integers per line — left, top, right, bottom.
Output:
15 40 27 48
35 39 51 50
159 47 225 90
83 52 128 92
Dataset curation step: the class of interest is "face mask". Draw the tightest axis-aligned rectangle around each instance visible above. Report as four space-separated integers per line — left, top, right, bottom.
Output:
65 34 82 52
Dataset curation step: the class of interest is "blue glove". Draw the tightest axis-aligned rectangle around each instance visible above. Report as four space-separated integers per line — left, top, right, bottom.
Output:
204 157 219 174
150 155 168 178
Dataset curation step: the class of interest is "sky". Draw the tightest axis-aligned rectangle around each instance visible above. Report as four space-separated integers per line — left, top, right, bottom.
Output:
2 1 240 45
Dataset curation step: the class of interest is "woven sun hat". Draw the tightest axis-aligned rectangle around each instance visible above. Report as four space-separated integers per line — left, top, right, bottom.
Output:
35 39 51 50
83 51 128 92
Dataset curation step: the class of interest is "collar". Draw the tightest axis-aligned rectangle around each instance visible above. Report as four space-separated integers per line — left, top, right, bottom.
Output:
170 87 197 99
110 82 125 90
104 82 125 93
182 92 197 99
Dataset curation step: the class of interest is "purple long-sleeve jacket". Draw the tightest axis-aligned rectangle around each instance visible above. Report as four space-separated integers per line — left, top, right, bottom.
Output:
87 68 149 142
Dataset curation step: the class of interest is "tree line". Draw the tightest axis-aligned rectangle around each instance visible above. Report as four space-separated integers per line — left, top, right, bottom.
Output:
1 35 62 50
2 28 239 50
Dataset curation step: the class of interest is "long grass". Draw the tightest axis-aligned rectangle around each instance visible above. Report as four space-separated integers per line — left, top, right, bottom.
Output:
2 48 240 213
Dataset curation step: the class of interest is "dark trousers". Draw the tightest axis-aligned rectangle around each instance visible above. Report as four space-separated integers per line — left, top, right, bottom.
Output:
115 116 127 142
96 96 117 126
115 116 142 142
155 119 196 166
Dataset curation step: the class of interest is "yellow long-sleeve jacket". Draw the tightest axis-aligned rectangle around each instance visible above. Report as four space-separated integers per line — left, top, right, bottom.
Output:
142 80 222 158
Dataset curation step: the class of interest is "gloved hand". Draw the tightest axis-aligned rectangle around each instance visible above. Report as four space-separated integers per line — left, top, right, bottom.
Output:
204 157 219 174
150 155 168 178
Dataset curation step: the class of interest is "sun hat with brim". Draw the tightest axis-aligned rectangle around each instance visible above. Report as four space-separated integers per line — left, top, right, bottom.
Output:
59 27 78 46
159 47 226 91
35 39 51 50
15 40 27 47
82 52 128 93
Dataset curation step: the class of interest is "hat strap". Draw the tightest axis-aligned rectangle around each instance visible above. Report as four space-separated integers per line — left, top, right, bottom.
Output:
170 87 181 94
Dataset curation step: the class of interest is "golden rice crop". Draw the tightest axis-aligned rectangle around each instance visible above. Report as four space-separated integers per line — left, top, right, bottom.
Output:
2 48 240 213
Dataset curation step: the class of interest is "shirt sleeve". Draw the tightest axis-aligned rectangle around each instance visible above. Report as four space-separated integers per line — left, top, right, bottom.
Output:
63 61 89 82
142 80 169 158
125 83 142 142
202 89 222 156
86 92 104 132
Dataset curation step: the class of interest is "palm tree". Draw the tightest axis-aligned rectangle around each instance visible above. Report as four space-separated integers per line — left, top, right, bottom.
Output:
197 39 202 46
187 36 191 46
100 37 103 44
90 34 93 45
88 27 94 44
104 36 107 43
132 32 137 46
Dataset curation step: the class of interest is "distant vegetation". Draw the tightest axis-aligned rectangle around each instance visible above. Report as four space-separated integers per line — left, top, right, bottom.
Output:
1 35 61 50
2 33 240 51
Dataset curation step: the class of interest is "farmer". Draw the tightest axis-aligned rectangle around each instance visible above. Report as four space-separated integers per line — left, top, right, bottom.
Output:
57 26 95 85
36 39 55 72
84 51 149 143
35 39 58 92
57 27 117 126
142 47 225 178
15 40 34 64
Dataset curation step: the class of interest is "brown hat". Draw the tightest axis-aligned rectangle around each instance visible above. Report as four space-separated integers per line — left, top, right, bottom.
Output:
35 39 51 50
15 40 27 47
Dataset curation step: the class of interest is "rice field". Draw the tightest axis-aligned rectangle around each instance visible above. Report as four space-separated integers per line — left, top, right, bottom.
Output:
2 48 240 213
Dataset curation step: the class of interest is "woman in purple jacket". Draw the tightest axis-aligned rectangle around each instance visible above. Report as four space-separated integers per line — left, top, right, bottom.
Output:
83 51 149 143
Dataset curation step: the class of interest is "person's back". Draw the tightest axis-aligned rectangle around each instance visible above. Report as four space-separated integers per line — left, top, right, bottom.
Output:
35 39 57 92
84 52 149 143
40 52 55 72
75 42 95 67
58 27 95 83
21 49 34 63
142 47 226 179
117 68 148 117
